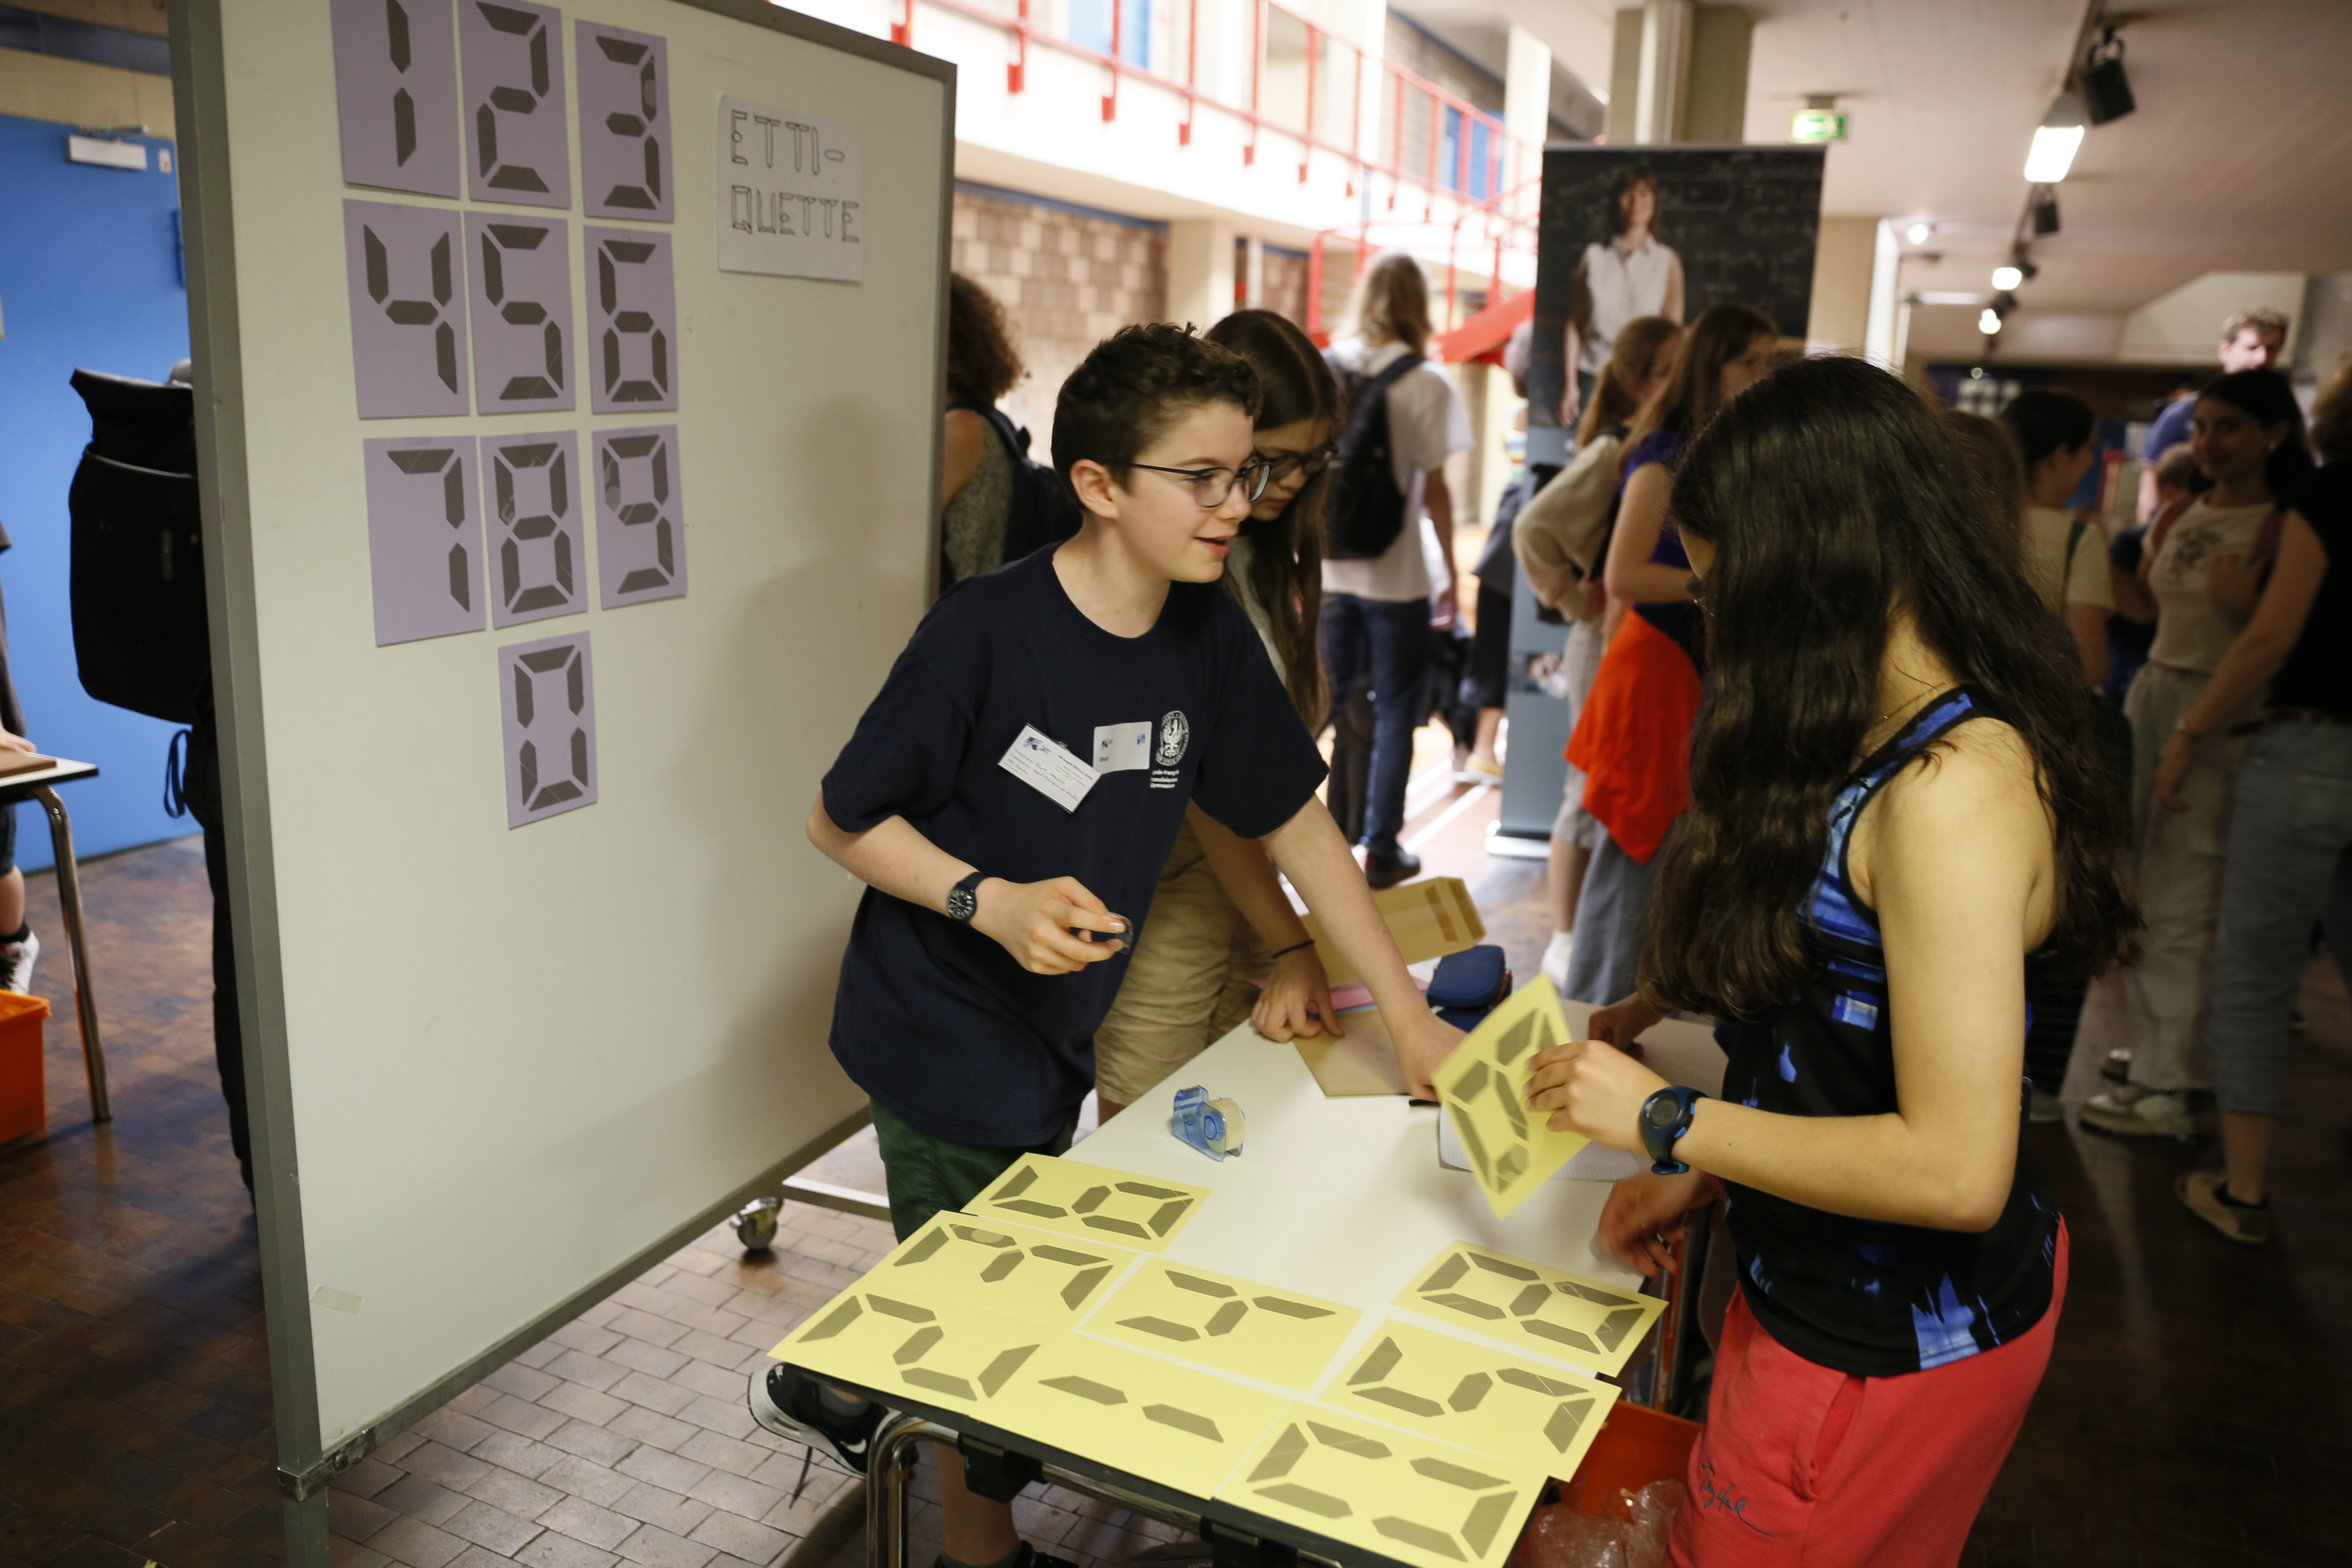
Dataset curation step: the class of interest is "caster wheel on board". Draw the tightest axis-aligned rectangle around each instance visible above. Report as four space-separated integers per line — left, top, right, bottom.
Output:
734 1195 781 1252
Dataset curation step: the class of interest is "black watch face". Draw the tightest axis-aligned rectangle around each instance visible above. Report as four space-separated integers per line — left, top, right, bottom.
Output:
947 888 976 922
1645 1094 1683 1130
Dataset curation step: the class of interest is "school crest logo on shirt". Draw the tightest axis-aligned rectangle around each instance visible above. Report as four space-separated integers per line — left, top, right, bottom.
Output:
1157 711 1190 766
1151 710 1189 789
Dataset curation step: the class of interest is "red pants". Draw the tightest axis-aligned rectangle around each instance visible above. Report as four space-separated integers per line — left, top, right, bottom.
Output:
1669 1221 2067 1568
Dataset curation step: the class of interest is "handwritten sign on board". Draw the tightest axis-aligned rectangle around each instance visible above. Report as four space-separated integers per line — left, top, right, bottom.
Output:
716 95 862 283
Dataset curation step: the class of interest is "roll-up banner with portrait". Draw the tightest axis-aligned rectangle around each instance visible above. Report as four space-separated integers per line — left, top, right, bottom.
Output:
1525 145 1825 468
1494 144 1825 851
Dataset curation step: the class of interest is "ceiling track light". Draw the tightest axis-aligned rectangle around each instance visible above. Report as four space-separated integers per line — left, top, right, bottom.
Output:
2082 27 2135 125
2024 89 2087 183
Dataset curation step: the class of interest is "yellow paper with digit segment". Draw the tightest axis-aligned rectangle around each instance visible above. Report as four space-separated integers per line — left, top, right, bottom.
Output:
1393 1240 1664 1377
1430 977 1587 1218
769 1284 1061 1418
990 1332 1291 1497
1082 1259 1361 1391
1215 1403 1545 1568
965 1154 1210 1253
867 1213 1139 1326
1319 1317 1620 1481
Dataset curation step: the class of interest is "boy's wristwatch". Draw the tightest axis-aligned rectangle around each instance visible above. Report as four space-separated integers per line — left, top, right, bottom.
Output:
946 871 989 923
1639 1086 1706 1175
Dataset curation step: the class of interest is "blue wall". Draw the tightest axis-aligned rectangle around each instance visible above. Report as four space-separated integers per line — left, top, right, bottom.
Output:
0 112 192 870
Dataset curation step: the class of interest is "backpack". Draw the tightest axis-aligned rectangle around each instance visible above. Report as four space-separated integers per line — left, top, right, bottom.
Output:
1512 423 1626 625
1321 351 1426 561
67 370 209 724
951 401 1083 572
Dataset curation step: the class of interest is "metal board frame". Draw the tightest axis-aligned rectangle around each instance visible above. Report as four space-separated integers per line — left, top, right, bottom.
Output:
168 0 954 1553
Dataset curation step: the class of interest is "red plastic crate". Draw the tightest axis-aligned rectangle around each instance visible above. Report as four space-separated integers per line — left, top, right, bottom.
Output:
0 991 52 1144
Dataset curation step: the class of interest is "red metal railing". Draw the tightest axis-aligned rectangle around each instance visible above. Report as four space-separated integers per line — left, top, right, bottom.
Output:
882 0 1527 218
1302 172 1540 342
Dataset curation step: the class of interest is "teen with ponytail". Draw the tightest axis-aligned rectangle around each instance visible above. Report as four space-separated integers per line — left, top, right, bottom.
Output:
1526 356 2138 1565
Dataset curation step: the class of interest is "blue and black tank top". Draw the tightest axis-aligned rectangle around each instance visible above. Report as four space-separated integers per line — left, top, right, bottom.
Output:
1718 687 2058 1378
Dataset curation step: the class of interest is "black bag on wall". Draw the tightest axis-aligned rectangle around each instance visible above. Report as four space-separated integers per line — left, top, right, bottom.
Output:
67 370 208 724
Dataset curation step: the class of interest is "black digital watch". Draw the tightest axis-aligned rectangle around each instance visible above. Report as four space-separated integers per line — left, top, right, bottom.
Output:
1639 1086 1706 1175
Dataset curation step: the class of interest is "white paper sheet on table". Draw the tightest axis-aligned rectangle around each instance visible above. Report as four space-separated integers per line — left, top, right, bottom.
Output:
1437 1115 1644 1183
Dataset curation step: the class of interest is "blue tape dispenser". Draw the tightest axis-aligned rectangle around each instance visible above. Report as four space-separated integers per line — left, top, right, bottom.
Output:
1170 1084 1245 1161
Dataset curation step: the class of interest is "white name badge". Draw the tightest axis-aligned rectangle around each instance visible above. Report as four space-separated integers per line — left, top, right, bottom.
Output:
1093 722 1152 773
1000 725 1099 812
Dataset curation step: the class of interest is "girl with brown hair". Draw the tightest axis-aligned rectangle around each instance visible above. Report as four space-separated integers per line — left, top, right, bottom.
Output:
1091 309 1346 1119
1529 355 2138 1564
1556 302 1777 1004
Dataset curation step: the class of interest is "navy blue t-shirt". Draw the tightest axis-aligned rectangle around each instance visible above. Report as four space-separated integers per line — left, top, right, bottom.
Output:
820 546 1329 1145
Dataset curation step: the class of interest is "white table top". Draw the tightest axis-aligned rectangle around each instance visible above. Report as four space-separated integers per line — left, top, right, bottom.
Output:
0 757 100 795
1065 999 1725 1378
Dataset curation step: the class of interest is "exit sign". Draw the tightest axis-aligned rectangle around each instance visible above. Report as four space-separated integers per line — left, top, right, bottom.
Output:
1790 108 1848 143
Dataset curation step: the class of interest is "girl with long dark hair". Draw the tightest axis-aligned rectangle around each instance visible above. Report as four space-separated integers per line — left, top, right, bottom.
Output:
1527 356 2138 1565
1092 309 1344 1119
1557 303 1776 1004
2081 368 2314 1139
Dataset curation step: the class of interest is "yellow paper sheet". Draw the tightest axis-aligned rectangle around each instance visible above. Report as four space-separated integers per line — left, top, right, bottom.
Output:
1082 1259 1361 1391
769 1285 1060 1417
965 1154 1210 1252
1430 977 1587 1217
1298 877 1486 987
867 1213 1139 1327
1393 1241 1664 1377
1319 1318 1621 1482
990 1332 1291 1498
1215 1403 1544 1568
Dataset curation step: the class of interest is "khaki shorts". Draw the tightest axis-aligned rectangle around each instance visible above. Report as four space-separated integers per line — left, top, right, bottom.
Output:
1093 818 1268 1108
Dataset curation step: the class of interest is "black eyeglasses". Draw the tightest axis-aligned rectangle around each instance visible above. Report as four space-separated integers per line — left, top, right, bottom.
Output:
1129 461 1273 508
1255 445 1335 484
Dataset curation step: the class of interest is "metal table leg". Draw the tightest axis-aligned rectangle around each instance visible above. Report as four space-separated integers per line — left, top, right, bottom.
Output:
867 1413 955 1568
32 786 107 1124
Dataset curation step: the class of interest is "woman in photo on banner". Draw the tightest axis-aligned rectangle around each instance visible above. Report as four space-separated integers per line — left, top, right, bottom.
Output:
1564 163 1685 427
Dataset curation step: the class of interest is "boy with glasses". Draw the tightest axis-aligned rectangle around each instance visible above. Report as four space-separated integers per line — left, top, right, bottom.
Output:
770 324 1464 1568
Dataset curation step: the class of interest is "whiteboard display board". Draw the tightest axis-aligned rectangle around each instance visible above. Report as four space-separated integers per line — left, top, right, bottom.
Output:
172 0 952 1507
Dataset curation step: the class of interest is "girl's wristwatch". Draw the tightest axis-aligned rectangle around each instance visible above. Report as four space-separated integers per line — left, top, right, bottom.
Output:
946 870 989 923
1639 1086 1707 1175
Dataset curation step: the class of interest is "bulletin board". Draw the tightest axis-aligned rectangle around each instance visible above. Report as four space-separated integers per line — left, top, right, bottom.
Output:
170 0 953 1524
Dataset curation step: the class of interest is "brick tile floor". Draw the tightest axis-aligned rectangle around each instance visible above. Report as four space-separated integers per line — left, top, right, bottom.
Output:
6 736 2352 1568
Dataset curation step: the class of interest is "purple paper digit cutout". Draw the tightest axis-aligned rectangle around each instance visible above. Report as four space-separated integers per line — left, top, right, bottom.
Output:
584 227 679 413
459 0 571 209
466 212 575 413
331 0 462 196
593 426 688 607
576 24 671 221
364 435 484 644
483 430 587 628
343 199 470 418
499 632 597 827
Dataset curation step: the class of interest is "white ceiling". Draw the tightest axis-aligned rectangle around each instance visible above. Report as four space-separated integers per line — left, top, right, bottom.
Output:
1402 0 2352 358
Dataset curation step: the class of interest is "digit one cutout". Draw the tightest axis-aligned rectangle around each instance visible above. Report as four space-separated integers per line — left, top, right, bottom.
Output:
330 0 462 196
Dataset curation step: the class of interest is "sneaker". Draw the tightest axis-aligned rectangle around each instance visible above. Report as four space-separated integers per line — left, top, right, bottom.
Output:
2078 1084 2199 1139
2026 1084 2065 1125
747 1363 883 1473
1363 848 1422 890
0 928 36 994
2176 1170 2269 1245
1455 756 1504 785
2100 1047 2131 1084
1540 929 1574 992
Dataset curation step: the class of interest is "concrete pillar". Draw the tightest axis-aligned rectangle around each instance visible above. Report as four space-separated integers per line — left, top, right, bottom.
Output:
1805 215 1877 353
1684 6 1750 142
1167 217 1237 328
1503 24 1551 196
1633 0 1692 146
1240 236 1266 311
